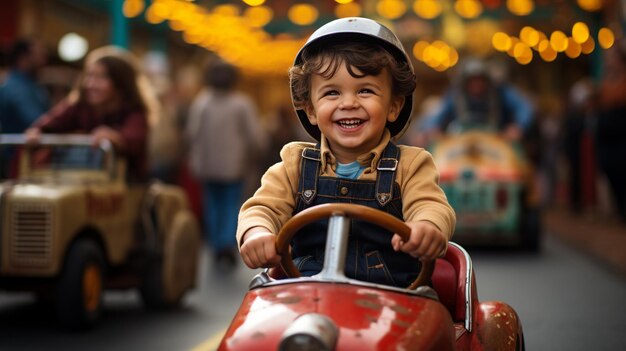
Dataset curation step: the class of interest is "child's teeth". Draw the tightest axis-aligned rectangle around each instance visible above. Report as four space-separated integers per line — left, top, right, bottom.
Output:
339 120 361 128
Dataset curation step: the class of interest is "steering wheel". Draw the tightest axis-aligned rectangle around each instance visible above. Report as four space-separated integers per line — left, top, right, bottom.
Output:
275 203 435 289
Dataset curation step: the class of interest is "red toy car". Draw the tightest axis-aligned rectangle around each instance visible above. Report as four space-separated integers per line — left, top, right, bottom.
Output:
218 203 524 350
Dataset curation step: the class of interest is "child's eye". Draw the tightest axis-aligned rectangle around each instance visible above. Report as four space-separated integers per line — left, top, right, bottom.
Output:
322 90 339 97
359 88 375 95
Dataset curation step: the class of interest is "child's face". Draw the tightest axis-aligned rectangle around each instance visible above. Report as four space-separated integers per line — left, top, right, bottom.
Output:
306 61 404 163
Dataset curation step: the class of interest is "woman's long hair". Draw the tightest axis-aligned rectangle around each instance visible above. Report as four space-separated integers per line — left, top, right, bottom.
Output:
68 46 160 127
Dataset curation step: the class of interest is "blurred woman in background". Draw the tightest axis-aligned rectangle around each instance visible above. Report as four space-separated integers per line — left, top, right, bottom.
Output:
25 46 159 181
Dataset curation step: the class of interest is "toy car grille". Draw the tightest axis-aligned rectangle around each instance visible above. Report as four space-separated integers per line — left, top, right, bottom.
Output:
10 204 53 267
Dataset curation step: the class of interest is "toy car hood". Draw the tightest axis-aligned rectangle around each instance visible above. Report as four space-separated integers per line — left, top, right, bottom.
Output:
219 281 455 351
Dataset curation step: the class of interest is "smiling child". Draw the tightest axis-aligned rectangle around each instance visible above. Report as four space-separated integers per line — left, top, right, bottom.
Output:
237 17 455 287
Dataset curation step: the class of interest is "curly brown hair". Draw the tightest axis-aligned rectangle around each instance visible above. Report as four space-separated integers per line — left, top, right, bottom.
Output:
289 42 415 112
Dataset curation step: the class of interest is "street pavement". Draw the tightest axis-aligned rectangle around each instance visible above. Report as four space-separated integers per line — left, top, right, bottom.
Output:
545 208 626 276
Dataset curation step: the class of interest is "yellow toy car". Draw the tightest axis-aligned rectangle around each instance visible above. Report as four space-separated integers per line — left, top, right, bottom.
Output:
0 134 201 329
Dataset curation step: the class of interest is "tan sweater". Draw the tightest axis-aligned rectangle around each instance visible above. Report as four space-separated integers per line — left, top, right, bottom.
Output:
237 130 456 247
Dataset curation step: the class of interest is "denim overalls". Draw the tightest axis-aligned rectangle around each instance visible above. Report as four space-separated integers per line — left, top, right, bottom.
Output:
291 142 422 288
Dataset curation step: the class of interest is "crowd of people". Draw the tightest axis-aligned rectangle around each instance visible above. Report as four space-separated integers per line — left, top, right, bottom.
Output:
1 31 626 276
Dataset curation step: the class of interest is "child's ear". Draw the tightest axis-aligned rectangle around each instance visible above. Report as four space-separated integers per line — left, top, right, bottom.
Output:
305 105 318 125
387 96 405 123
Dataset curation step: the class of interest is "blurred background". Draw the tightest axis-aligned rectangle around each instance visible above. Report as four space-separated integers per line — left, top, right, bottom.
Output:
1 0 623 212
1 1 625 350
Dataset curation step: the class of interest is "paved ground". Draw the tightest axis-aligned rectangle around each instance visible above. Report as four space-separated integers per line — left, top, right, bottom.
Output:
545 208 626 276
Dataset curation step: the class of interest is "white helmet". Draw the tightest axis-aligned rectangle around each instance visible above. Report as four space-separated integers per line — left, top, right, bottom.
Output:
291 17 415 141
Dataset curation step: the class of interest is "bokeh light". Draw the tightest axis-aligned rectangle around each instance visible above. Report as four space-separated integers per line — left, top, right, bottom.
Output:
598 27 615 49
413 0 443 19
123 0 145 18
507 0 534 16
570 22 589 45
335 2 362 18
242 0 265 6
58 32 89 62
377 0 407 20
288 3 318 26
455 0 483 19
243 6 273 28
577 0 602 12
550 30 569 52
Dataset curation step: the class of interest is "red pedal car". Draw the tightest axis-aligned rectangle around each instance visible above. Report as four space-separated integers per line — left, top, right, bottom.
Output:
218 203 524 350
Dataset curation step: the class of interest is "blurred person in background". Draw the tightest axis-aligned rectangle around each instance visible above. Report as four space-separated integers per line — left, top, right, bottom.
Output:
25 45 159 182
143 51 184 184
0 38 50 177
421 57 535 143
595 40 626 222
562 78 597 213
185 60 267 270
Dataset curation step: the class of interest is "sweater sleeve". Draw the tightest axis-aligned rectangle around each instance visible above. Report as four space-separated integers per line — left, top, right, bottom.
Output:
398 146 456 240
236 142 307 248
32 99 78 132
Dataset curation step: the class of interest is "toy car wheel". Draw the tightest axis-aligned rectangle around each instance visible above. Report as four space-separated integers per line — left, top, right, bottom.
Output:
140 210 199 309
140 256 169 309
55 239 105 330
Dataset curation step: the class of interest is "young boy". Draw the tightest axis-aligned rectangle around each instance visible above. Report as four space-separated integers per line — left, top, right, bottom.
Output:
237 17 456 288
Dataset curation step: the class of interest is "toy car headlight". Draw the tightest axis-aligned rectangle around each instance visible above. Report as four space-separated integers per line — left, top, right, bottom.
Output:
279 313 339 351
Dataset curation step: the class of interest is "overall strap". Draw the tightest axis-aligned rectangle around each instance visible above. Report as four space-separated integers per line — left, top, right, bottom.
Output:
299 145 321 205
375 142 400 207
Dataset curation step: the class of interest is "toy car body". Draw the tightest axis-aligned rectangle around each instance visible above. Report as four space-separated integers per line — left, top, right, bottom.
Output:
430 130 541 250
218 204 524 350
0 134 200 328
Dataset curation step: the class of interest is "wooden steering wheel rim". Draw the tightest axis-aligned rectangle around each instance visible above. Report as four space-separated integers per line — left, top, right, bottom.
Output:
275 203 434 289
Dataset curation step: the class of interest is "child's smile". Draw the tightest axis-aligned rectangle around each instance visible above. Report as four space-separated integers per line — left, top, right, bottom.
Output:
307 62 403 163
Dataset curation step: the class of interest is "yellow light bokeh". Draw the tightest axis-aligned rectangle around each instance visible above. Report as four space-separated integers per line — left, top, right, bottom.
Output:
577 0 602 12
565 38 582 58
506 36 520 57
580 36 595 54
507 0 534 16
212 4 240 16
513 41 531 59
539 44 557 62
520 26 540 47
455 0 483 19
413 0 442 19
572 22 590 44
377 0 407 20
550 30 569 52
145 2 168 24
244 6 273 28
288 3 319 26
598 27 615 49
243 0 265 6
414 39 458 71
413 40 430 60
123 0 145 18
492 32 512 52
145 0 609 75
335 2 362 18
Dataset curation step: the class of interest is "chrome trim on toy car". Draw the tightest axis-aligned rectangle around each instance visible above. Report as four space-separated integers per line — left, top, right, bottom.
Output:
314 215 350 282
449 242 473 332
279 313 339 351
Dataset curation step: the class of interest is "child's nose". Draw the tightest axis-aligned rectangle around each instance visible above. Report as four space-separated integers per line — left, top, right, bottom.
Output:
339 94 359 109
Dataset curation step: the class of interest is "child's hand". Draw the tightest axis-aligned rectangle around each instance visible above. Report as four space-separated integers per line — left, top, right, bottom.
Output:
240 227 282 269
391 221 446 261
